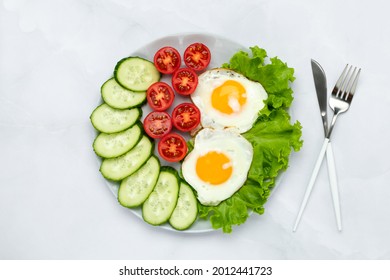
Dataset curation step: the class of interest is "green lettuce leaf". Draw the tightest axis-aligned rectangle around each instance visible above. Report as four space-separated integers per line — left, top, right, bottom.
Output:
244 109 303 184
223 46 295 112
198 46 303 233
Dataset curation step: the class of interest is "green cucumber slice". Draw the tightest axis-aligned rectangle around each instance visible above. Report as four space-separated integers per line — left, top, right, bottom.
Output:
114 57 160 92
118 156 160 208
101 78 146 109
142 166 179 225
93 122 142 158
169 182 198 230
100 135 153 181
90 103 141 133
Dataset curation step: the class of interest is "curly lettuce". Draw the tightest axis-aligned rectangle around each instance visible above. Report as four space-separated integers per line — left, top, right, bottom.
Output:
198 46 303 233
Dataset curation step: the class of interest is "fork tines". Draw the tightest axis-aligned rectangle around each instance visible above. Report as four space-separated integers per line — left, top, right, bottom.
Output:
333 64 361 101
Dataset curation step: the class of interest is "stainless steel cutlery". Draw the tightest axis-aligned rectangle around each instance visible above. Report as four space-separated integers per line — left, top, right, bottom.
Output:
293 61 361 231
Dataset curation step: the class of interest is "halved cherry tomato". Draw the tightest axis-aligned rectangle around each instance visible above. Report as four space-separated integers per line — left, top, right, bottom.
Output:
183 43 211 71
154 46 181 74
143 111 172 139
158 133 188 162
172 103 201 132
171 68 198 96
146 82 175 111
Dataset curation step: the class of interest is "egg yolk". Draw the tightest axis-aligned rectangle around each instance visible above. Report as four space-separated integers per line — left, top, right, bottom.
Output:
195 151 233 185
211 80 247 114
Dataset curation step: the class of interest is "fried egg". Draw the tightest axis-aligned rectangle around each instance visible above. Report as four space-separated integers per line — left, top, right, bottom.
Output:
191 69 268 133
182 128 253 206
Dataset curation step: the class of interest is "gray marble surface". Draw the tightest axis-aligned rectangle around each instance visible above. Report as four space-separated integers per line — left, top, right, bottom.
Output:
1 0 389 259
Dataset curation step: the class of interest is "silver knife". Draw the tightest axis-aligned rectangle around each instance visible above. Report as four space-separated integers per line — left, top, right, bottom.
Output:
311 59 342 231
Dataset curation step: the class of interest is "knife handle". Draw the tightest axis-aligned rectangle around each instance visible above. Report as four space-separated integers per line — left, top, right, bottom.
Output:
293 138 329 231
326 142 342 231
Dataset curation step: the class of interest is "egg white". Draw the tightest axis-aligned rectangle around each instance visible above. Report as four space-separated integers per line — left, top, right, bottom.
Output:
191 69 268 133
182 128 253 206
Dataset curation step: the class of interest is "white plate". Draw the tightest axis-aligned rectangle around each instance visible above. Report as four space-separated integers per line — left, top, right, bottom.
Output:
101 33 283 233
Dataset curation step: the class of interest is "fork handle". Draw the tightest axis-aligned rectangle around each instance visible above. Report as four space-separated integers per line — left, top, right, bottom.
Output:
326 142 342 231
293 138 329 231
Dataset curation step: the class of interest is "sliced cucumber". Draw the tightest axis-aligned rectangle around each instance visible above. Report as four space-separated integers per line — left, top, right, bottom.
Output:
100 135 153 181
169 182 198 230
142 166 179 226
101 78 146 109
93 122 142 158
90 103 141 133
114 57 160 92
118 156 160 208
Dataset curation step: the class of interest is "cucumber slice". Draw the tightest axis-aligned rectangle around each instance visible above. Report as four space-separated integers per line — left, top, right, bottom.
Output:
93 122 142 158
101 78 146 109
169 182 198 230
90 103 141 133
100 135 153 181
118 156 160 208
114 57 160 92
142 166 179 225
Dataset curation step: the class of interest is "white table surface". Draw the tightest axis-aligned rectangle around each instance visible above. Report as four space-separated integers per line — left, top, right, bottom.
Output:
1 0 389 260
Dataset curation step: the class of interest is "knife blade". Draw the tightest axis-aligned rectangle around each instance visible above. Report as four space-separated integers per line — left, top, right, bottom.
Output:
311 59 328 135
311 59 342 231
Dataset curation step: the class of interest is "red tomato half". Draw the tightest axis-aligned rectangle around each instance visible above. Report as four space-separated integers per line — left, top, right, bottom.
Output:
143 111 172 139
183 43 211 71
158 133 188 162
154 46 181 74
172 103 201 132
146 82 175 111
171 68 198 96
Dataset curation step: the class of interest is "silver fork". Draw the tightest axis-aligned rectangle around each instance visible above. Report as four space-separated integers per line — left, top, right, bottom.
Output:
293 64 361 232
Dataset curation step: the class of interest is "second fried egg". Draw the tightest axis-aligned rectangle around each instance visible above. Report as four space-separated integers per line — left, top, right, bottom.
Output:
181 128 253 206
